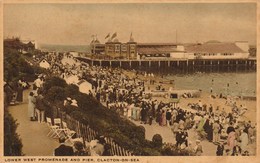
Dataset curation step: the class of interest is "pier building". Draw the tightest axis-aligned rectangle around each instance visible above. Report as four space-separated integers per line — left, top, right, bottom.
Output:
90 34 250 60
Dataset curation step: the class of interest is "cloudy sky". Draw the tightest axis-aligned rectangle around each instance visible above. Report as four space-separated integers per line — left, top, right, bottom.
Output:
4 3 257 45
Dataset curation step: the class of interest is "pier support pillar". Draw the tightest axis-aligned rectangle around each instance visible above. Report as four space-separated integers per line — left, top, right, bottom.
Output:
139 61 141 67
99 60 102 66
177 61 179 66
149 61 151 67
110 61 112 67
130 61 132 68
168 61 170 67
158 61 161 68
120 61 122 67
236 61 238 72
91 60 93 66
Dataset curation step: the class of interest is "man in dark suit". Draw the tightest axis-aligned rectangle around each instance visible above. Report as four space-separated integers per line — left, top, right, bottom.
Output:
54 137 74 156
175 128 182 147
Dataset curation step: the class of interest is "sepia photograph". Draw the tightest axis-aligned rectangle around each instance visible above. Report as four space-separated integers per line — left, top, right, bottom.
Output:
2 1 259 162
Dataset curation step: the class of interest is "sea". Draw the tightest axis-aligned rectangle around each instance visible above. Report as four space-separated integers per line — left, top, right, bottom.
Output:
39 44 256 97
165 72 256 97
38 44 90 53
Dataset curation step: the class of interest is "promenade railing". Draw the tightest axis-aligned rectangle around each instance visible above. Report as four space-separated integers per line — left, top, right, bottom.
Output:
59 110 134 156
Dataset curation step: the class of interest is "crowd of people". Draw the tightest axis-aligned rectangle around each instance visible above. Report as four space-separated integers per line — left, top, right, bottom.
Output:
20 52 257 156
4 77 32 109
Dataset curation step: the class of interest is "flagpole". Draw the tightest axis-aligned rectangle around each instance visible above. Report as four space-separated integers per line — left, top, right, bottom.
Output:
176 30 177 44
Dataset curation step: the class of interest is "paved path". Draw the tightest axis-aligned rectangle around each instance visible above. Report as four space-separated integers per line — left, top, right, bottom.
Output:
8 89 59 156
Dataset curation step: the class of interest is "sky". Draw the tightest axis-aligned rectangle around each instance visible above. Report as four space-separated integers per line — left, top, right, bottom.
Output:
4 3 257 45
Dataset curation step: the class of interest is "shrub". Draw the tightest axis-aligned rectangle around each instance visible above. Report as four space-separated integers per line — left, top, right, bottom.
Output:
4 110 23 156
152 134 163 148
74 93 100 111
161 143 191 156
42 76 67 94
65 84 79 98
45 86 67 103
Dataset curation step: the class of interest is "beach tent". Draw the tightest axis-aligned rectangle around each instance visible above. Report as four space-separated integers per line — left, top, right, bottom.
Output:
77 80 93 94
65 75 79 84
61 57 76 66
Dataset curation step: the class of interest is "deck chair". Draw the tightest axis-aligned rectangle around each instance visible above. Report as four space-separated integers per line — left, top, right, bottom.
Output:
51 118 66 138
46 117 60 137
62 121 76 144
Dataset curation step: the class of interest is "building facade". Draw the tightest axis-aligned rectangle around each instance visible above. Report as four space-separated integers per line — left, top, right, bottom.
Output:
90 36 249 60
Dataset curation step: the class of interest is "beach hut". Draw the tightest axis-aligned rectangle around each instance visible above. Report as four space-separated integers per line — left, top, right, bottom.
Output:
38 59 51 69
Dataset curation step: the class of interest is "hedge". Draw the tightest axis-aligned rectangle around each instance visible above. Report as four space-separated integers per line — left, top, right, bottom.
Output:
40 77 161 155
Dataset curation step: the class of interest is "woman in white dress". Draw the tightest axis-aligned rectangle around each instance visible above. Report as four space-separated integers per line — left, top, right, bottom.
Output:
28 92 36 121
239 129 249 152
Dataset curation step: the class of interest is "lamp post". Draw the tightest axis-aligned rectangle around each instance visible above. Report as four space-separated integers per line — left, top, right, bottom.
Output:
211 79 214 94
226 83 229 96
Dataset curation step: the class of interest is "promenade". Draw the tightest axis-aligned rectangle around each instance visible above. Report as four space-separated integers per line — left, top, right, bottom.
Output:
8 88 59 156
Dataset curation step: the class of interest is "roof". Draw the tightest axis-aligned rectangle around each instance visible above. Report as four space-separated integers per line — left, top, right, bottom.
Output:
185 42 246 53
78 80 86 85
38 58 50 64
137 46 184 54
137 43 179 46
27 41 34 46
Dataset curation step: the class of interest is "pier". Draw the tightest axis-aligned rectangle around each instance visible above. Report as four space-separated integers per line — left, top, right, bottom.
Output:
77 57 257 73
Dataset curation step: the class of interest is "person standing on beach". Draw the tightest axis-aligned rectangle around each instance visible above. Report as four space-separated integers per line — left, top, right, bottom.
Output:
161 110 167 126
227 131 236 150
212 120 220 144
166 109 172 126
194 140 203 156
216 142 225 156
239 129 249 153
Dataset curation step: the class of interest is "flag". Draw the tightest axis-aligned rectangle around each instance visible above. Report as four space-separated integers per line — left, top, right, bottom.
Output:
105 33 110 39
111 32 117 39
